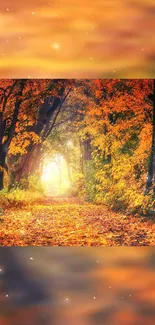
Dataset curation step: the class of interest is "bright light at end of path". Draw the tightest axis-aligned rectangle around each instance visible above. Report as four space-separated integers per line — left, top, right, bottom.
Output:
42 162 54 182
41 155 71 196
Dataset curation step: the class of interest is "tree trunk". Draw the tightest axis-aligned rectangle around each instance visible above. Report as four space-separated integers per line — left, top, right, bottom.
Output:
23 145 42 179
79 140 84 174
0 145 7 190
152 83 155 195
84 137 91 161
8 144 43 190
145 79 155 195
67 162 72 183
0 168 4 190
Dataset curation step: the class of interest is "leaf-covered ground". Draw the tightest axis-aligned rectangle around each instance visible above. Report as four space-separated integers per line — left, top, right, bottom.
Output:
0 197 154 246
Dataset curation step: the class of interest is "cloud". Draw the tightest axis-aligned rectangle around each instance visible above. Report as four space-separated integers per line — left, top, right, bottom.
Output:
0 0 155 77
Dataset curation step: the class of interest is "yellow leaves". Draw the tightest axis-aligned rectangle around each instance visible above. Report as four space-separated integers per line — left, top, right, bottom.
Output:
133 123 152 163
88 107 103 117
9 132 40 155
2 136 7 144
0 165 4 172
80 81 153 217
0 195 154 246
99 237 107 245
30 132 40 144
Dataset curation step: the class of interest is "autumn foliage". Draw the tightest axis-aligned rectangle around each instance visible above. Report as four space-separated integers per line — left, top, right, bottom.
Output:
79 79 154 214
0 79 155 217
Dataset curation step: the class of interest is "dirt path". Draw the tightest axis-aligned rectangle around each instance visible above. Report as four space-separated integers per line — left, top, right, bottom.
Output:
0 197 154 246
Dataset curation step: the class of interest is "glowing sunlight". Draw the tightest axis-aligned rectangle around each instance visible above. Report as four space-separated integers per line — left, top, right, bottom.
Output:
41 155 71 196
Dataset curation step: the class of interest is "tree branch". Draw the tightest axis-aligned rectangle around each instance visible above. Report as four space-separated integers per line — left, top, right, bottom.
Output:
4 80 27 149
43 88 72 141
1 80 19 113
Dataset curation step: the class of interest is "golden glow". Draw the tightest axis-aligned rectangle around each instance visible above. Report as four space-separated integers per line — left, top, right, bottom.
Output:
51 42 60 50
0 1 155 77
41 155 71 196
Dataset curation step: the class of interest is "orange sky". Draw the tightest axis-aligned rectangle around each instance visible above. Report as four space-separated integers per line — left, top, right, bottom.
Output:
0 0 155 78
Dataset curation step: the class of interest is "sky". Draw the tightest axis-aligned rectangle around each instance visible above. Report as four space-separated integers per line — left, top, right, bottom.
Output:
0 0 155 78
0 247 155 325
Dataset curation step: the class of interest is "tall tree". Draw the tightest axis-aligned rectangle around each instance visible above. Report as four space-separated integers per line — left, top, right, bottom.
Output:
0 80 27 190
0 79 72 190
145 79 155 194
8 80 72 188
79 79 153 207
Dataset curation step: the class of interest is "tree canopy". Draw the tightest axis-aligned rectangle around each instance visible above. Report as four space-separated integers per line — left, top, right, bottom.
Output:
0 78 154 214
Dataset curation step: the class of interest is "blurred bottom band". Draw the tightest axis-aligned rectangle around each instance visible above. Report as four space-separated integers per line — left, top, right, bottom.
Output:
0 247 155 325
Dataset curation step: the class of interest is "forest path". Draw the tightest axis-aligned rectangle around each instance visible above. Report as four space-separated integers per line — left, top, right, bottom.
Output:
0 197 154 246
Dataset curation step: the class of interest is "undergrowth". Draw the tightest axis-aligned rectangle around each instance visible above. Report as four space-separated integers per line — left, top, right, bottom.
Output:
0 189 44 210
